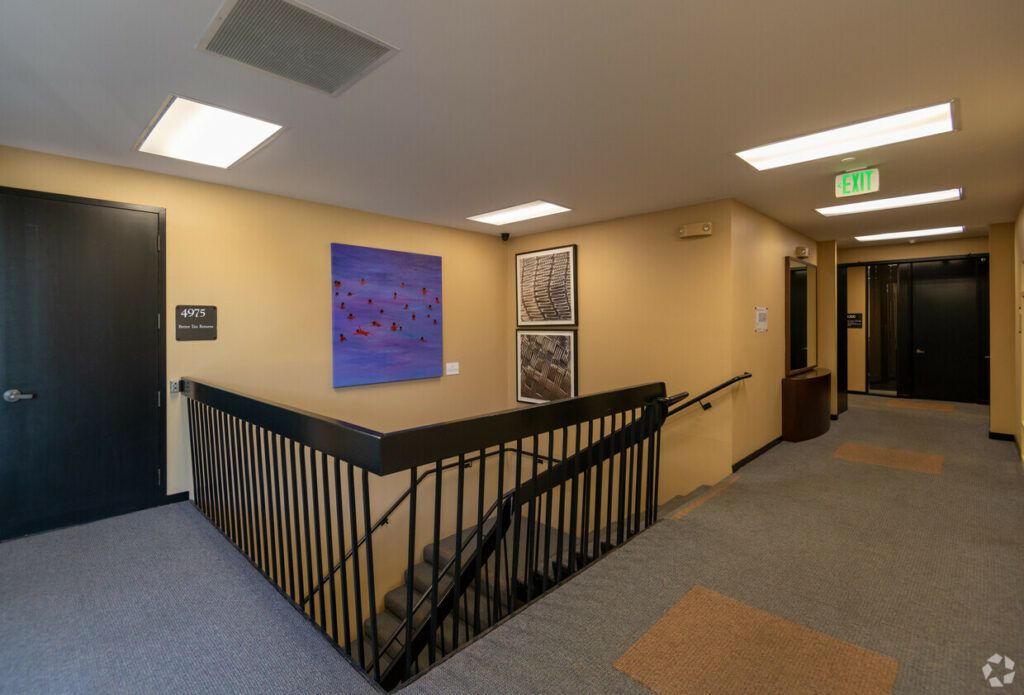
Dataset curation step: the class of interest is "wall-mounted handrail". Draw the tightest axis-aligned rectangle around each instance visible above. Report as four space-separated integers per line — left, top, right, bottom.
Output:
181 378 663 475
662 372 752 418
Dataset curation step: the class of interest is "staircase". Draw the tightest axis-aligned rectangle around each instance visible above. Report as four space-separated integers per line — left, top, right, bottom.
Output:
361 494 696 677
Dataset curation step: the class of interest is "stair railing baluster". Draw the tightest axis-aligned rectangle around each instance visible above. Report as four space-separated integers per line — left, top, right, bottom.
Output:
541 430 555 593
321 455 339 643
361 470 381 682
346 462 365 671
331 457 351 652
311 451 327 628
429 459 442 662
451 454 465 650
473 448 486 635
404 466 416 680
509 441 522 612
567 424 580 575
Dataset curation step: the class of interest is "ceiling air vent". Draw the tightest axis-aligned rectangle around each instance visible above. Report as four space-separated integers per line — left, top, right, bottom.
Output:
198 0 398 96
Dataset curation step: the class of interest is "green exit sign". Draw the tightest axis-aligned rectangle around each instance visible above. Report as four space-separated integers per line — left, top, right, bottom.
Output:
835 168 880 197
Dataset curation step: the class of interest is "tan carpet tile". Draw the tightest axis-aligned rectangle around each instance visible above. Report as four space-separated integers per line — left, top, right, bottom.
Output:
614 585 898 695
670 475 739 520
884 399 955 412
832 441 942 474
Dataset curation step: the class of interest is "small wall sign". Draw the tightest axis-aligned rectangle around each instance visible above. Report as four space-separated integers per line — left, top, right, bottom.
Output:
175 305 217 341
846 312 863 328
754 306 768 333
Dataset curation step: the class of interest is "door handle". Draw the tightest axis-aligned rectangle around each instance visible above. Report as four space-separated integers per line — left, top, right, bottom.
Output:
914 348 926 355
3 389 36 403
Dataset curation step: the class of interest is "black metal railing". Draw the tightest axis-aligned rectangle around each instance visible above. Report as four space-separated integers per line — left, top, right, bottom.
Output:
182 378 669 690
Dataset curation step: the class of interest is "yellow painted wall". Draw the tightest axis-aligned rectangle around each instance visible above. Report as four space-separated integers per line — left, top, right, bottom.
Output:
816 241 838 414
506 199 817 497
730 203 818 460
989 224 1015 435
837 236 988 265
1015 205 1024 458
0 145 512 497
846 266 867 392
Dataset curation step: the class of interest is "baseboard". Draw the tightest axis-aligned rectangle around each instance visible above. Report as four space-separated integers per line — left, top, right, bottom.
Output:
162 491 190 504
732 437 782 473
988 432 1015 442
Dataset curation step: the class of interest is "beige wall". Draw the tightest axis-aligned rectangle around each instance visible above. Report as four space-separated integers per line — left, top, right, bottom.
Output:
730 203 818 461
989 224 1015 435
837 236 988 265
506 199 816 498
816 241 838 414
0 145 512 496
846 266 867 392
1016 205 1024 458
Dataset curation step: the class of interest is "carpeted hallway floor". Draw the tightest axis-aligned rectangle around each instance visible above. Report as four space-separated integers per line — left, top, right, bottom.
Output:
1 394 1021 693
401 395 1024 694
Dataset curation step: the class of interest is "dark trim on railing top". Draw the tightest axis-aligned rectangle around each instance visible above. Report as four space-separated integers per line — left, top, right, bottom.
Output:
180 378 665 476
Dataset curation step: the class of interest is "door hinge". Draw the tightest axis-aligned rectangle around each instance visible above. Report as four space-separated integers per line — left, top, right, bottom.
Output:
157 236 161 252
157 390 162 408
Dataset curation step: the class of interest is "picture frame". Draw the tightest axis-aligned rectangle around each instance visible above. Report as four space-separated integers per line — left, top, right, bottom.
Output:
516 329 577 404
331 243 443 387
515 244 577 326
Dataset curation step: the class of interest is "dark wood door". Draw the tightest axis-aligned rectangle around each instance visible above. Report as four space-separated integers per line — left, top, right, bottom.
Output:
0 187 165 540
910 258 986 403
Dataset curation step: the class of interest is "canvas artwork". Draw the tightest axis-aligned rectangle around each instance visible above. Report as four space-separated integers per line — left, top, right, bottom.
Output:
331 243 442 387
516 245 577 326
517 330 576 403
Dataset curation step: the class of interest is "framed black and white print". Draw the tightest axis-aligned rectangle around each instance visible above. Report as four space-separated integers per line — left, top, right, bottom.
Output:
516 245 577 326
516 330 577 404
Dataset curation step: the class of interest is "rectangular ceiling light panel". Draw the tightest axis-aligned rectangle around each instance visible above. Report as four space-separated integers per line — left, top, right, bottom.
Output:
855 226 964 242
737 102 956 170
199 0 398 96
468 201 571 226
816 188 962 216
136 96 282 168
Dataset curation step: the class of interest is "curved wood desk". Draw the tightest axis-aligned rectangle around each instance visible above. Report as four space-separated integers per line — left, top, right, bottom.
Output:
782 368 831 442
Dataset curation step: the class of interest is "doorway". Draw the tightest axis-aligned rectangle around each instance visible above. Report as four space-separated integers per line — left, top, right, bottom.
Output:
0 187 166 540
840 255 989 404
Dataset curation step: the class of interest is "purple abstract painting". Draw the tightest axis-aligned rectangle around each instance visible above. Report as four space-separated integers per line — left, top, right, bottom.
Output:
331 243 443 387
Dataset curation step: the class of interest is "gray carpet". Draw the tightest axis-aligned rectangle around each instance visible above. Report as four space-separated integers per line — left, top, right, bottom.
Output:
400 395 1024 694
2 396 1021 694
0 502 380 695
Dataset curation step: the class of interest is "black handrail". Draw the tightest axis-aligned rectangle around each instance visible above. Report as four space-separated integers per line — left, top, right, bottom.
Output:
300 444 561 607
662 371 752 417
181 378 662 475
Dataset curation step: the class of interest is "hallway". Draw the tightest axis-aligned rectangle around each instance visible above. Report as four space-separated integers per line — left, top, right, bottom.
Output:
1 395 1021 693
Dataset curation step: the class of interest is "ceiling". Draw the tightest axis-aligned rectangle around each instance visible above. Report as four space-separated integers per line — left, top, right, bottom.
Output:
2 0 1022 247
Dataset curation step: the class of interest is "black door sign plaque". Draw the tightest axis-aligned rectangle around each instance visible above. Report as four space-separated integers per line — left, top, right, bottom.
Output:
846 313 863 328
175 305 217 340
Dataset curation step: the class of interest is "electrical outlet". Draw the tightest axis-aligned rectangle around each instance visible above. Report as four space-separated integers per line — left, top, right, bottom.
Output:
169 380 180 394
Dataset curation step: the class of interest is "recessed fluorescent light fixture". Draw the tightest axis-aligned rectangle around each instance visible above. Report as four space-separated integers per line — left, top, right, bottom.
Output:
816 188 962 217
855 226 964 242
136 95 283 168
467 200 571 226
737 101 956 170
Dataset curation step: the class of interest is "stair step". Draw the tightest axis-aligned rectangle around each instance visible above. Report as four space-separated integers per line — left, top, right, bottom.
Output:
384 583 496 634
658 485 711 518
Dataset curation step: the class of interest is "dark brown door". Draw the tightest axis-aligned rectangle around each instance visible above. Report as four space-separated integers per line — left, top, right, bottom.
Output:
0 187 165 540
909 258 988 403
